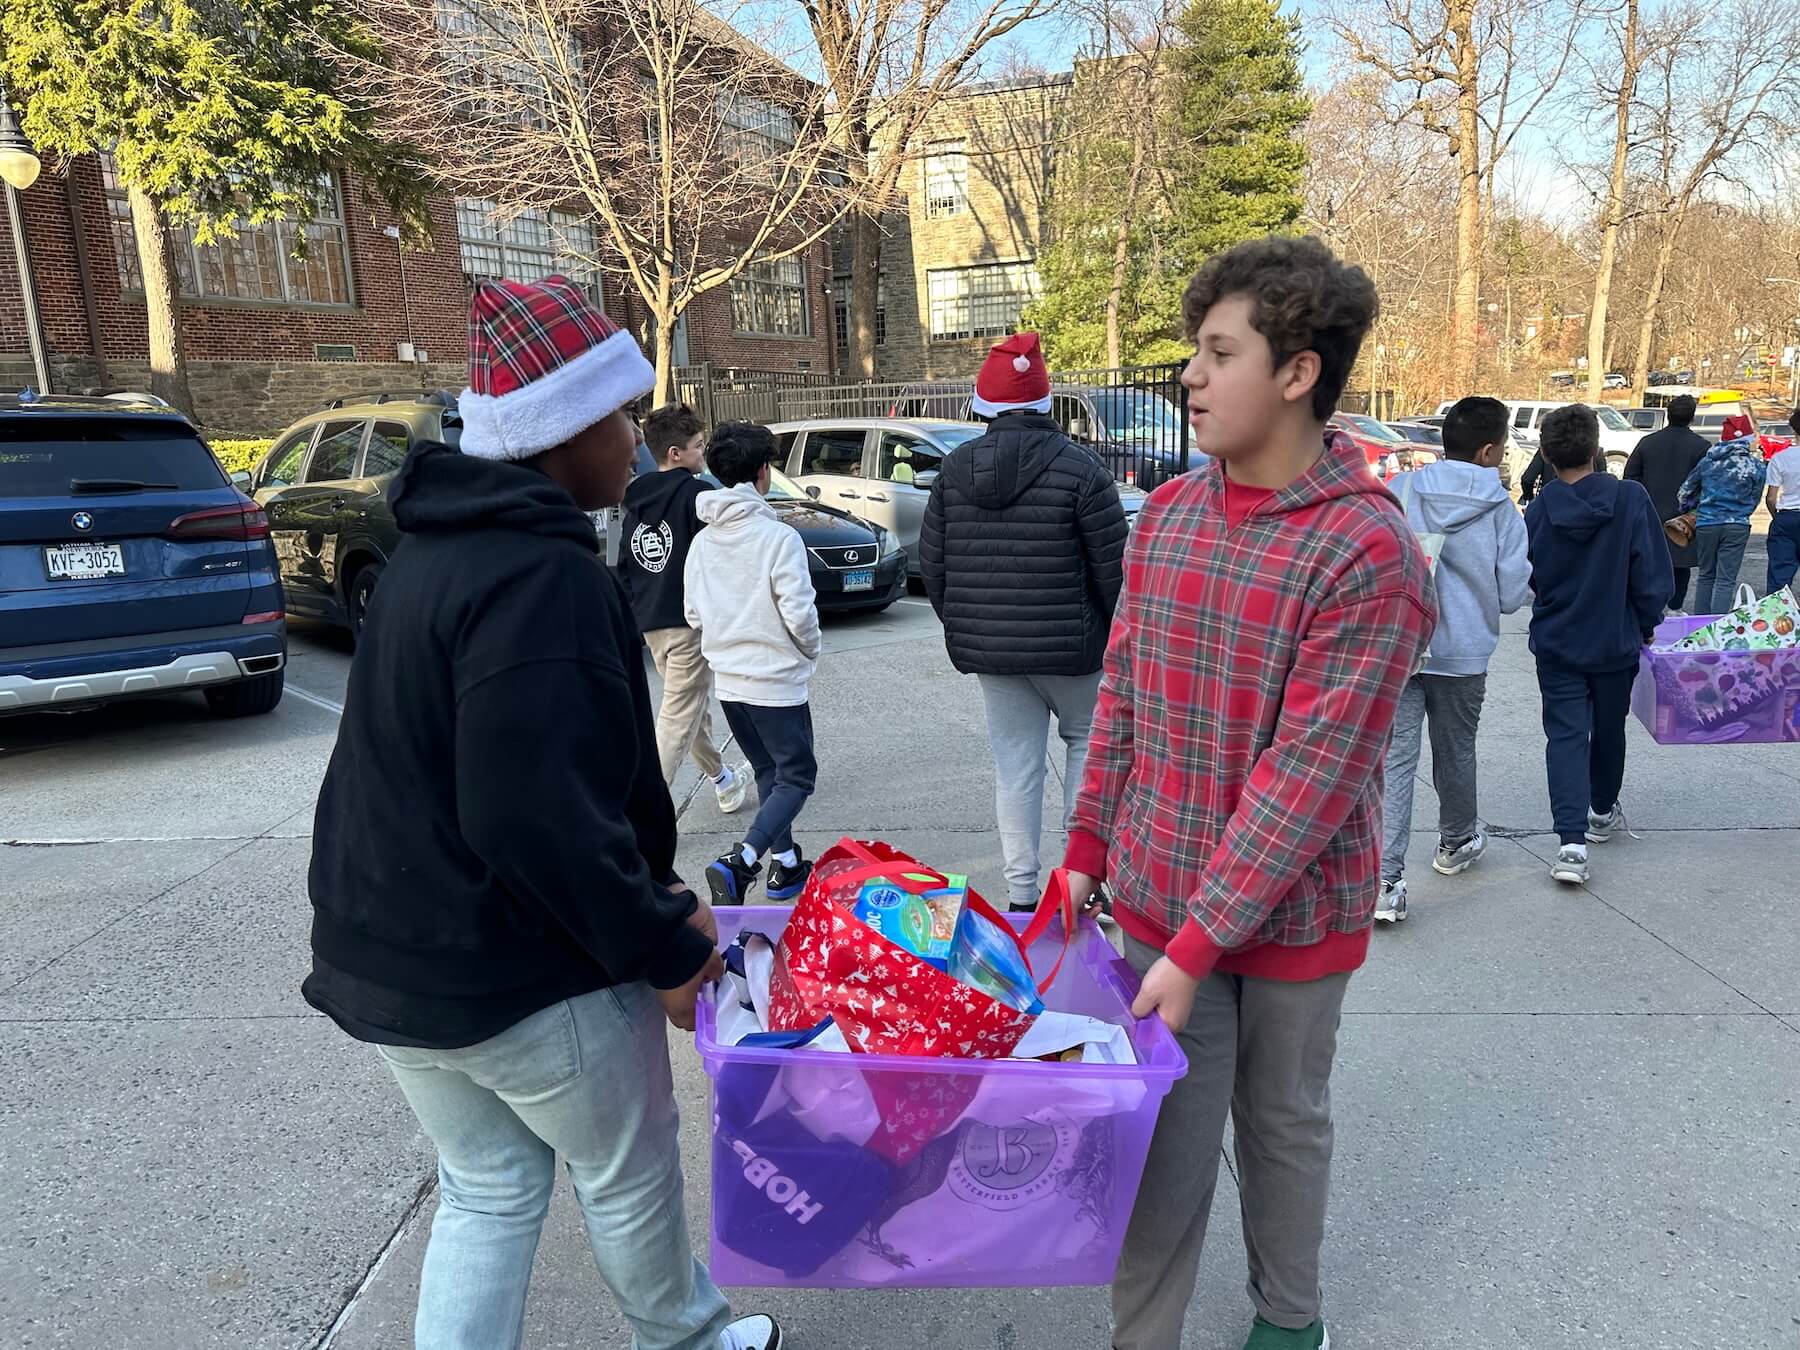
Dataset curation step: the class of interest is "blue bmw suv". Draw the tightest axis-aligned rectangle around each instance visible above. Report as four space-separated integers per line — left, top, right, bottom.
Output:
0 394 287 718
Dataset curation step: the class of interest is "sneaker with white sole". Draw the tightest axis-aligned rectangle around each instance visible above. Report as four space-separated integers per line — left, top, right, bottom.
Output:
1586 802 1628 843
714 764 750 815
1432 830 1487 876
720 1314 782 1350
1551 843 1589 884
1374 877 1408 923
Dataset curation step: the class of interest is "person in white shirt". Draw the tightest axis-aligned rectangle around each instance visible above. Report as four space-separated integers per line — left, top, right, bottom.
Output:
685 422 823 907
1766 408 1800 594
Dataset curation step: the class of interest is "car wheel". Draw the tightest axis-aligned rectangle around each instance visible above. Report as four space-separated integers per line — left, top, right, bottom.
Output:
204 668 285 718
1605 453 1629 478
347 562 385 644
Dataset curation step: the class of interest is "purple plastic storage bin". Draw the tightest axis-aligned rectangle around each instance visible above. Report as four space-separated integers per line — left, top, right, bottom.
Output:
1632 615 1800 745
696 906 1186 1289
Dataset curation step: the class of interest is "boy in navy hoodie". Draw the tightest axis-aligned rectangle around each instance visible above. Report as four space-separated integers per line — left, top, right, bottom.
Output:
1524 405 1672 886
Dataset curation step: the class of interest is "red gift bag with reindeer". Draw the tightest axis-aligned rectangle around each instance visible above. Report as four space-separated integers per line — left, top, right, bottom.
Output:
767 839 1071 1059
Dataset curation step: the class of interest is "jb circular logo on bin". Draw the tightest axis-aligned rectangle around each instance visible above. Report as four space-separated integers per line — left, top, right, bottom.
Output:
947 1112 1076 1211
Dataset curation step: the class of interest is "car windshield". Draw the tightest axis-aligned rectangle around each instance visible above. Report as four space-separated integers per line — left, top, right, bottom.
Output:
1591 406 1631 431
928 425 985 449
1342 414 1404 443
768 467 809 501
1090 390 1183 442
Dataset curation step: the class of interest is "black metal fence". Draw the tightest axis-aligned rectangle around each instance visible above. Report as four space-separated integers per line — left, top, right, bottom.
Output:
674 361 1193 490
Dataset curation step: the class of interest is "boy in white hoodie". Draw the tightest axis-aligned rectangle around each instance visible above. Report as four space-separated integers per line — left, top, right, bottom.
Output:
686 422 823 906
1376 396 1532 922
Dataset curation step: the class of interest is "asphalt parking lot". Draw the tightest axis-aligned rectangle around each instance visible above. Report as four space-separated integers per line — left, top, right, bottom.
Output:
4 574 1800 1350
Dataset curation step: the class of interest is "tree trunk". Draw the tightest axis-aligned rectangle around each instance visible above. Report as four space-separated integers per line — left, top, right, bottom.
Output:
127 185 195 418
1586 0 1639 403
1105 133 1150 369
848 208 881 382
1450 0 1483 392
1630 211 1684 401
649 266 679 404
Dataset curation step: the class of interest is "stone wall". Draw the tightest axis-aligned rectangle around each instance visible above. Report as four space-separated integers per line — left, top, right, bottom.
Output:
0 355 468 438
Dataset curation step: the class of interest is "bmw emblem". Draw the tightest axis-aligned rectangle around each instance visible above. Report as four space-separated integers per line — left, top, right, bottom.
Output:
844 549 860 563
71 511 94 532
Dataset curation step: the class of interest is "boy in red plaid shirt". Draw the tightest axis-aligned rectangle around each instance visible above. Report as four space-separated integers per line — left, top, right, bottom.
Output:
1065 237 1436 1350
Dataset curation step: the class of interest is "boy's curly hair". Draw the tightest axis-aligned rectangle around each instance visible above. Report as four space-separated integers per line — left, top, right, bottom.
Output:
1539 404 1600 471
1181 236 1380 421
706 421 778 488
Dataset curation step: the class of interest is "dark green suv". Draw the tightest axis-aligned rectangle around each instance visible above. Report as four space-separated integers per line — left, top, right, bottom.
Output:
250 391 459 639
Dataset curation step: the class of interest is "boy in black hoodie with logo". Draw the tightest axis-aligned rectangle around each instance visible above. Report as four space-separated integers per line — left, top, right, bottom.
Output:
1524 404 1672 888
304 277 781 1350
621 402 748 810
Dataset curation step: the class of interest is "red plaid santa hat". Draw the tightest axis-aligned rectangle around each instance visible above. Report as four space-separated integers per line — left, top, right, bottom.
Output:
971 331 1052 418
458 276 654 462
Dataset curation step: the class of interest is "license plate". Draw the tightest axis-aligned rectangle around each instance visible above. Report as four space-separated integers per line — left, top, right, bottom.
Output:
843 568 874 592
44 542 126 580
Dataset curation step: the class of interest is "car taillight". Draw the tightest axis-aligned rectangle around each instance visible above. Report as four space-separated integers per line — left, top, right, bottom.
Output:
242 610 284 625
167 501 271 541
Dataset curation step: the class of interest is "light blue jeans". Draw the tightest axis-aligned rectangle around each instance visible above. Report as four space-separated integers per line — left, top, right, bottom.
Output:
377 983 731 1350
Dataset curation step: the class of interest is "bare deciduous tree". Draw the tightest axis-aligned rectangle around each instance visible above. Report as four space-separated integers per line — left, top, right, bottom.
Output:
800 0 1047 380
333 0 861 398
1581 0 1645 400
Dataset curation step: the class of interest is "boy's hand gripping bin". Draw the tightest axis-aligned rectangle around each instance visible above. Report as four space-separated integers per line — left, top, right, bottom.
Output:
696 903 1187 1289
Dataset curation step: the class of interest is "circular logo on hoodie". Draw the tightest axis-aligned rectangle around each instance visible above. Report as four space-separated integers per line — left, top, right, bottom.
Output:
631 520 675 573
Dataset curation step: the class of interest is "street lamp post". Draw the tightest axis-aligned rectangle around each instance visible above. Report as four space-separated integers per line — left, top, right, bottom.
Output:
1763 277 1800 409
0 79 51 395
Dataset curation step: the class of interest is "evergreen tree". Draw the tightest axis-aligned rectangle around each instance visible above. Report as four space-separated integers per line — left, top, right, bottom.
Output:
1 0 423 413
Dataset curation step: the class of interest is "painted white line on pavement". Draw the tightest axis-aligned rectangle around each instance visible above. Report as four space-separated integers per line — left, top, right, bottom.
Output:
895 597 935 607
286 684 345 716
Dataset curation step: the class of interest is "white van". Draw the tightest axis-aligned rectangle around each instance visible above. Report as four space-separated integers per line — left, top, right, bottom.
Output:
1435 399 1644 474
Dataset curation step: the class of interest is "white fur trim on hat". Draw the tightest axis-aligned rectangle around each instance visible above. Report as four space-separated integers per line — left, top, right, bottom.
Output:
458 328 654 461
971 390 1053 418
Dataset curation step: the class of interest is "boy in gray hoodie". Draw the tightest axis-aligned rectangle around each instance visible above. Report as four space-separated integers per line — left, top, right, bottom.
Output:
1377 396 1532 922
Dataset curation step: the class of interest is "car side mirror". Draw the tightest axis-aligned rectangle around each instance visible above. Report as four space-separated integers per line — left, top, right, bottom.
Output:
912 469 939 490
230 469 252 489
805 485 822 500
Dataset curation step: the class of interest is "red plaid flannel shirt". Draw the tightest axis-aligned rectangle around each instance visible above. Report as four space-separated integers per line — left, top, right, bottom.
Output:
1065 431 1436 981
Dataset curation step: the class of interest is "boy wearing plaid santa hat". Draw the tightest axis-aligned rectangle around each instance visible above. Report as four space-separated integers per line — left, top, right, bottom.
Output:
305 276 781 1350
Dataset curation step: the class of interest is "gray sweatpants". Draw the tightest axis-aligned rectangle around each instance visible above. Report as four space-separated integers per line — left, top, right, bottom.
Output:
977 671 1101 905
1114 934 1350 1350
1381 672 1486 884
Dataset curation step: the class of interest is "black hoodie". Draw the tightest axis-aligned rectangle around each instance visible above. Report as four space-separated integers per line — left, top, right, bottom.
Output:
1524 471 1673 672
303 442 712 1049
918 411 1127 676
619 467 708 632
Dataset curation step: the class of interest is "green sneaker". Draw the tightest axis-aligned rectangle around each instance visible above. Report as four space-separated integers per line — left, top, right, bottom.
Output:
1242 1317 1329 1350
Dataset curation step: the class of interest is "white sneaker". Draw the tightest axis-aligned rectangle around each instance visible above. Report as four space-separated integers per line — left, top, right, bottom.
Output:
1432 830 1487 876
714 764 750 815
721 1314 782 1350
1374 878 1408 923
1586 802 1635 843
1551 844 1589 885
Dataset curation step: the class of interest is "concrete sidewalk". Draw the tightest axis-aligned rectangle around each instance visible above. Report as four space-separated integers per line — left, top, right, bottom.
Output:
4 575 1797 1349
325 603 1800 1350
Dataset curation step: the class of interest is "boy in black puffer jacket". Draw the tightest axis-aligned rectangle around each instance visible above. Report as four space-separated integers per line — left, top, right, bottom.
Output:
919 331 1128 911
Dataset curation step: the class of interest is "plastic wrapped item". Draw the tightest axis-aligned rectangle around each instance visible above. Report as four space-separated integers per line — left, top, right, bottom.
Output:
698 906 1187 1289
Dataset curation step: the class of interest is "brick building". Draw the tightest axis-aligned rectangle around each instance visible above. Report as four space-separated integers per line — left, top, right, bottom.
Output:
836 75 1070 383
1 156 837 436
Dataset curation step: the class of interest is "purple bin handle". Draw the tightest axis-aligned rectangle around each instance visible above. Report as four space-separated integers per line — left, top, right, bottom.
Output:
1096 951 1150 1017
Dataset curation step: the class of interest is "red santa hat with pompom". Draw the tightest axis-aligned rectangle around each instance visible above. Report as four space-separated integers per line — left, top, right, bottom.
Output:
972 331 1052 418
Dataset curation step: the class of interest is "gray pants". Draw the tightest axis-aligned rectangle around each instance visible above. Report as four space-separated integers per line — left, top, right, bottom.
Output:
1693 523 1751 615
977 671 1101 905
1381 672 1486 883
1114 934 1350 1350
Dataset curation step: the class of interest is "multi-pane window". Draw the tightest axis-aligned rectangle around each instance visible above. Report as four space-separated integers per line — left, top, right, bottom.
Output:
435 0 576 130
924 141 969 219
101 155 352 306
926 261 1041 342
833 277 886 362
718 93 797 180
455 197 601 295
732 256 811 337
